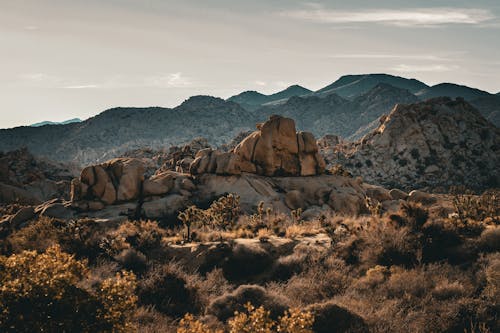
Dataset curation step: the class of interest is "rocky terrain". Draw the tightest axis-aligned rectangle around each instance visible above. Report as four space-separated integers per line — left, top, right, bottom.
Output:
323 97 500 191
55 116 370 224
0 148 77 205
1 100 499 333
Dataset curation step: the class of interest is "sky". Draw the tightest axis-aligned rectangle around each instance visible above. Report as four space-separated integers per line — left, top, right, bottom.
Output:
1 0 500 128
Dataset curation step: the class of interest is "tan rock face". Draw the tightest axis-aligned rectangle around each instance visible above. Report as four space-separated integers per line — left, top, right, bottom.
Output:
322 98 500 191
190 115 326 176
71 158 145 205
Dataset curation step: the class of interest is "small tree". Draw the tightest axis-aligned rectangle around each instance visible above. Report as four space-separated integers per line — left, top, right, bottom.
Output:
210 193 241 230
178 206 209 242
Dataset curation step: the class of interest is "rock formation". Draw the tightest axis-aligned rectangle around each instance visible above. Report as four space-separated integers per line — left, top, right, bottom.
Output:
70 158 146 207
190 115 326 177
0 148 77 204
323 97 500 190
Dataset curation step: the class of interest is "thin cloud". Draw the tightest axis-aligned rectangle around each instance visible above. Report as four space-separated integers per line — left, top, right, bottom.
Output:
63 84 100 89
328 54 453 61
280 7 494 27
391 64 459 72
145 73 192 88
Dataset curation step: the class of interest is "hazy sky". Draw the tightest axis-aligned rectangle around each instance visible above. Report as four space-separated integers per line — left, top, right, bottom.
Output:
1 0 500 128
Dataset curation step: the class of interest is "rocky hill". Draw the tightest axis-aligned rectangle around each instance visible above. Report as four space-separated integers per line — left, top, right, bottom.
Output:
322 98 500 190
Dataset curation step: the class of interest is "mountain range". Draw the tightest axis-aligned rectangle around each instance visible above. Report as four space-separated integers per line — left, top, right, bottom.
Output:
30 118 82 127
0 73 498 165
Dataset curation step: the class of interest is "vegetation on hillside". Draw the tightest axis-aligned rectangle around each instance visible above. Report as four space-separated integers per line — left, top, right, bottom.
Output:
0 191 499 332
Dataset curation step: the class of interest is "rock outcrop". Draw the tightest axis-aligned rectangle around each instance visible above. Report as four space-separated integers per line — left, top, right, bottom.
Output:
190 116 326 177
70 158 146 207
0 148 77 204
323 98 500 190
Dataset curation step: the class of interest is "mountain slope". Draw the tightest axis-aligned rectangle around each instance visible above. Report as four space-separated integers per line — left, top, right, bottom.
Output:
227 85 311 110
470 95 500 127
255 83 419 139
323 97 500 190
0 96 255 165
416 83 491 101
316 74 428 98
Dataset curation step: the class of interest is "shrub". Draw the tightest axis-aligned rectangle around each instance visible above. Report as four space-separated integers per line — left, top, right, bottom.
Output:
222 243 273 281
452 189 500 224
177 313 222 333
178 194 241 242
228 303 314 333
272 260 350 306
477 226 500 253
358 219 420 268
0 245 137 332
207 285 288 322
400 202 429 231
138 262 201 318
305 301 368 333
114 248 148 273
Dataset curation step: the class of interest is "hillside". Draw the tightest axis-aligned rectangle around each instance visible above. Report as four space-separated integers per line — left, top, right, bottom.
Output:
0 96 255 165
470 95 500 127
323 97 500 190
255 83 419 139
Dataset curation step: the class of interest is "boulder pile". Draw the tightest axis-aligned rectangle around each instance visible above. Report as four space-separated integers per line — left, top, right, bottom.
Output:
190 115 326 176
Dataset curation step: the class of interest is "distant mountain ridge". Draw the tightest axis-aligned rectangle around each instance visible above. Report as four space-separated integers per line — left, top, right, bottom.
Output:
229 73 500 128
1 74 498 166
31 118 82 127
0 96 254 165
315 73 428 98
253 83 419 139
227 85 312 110
416 83 491 101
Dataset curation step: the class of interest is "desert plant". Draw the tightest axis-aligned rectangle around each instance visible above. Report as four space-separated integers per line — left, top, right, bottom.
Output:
210 193 241 230
177 313 223 333
178 206 209 242
400 202 429 231
452 188 500 224
0 245 137 332
228 303 314 333
207 285 288 322
138 262 202 318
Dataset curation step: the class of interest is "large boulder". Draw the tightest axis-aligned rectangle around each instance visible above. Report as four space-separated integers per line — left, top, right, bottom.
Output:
190 116 326 176
71 158 145 205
